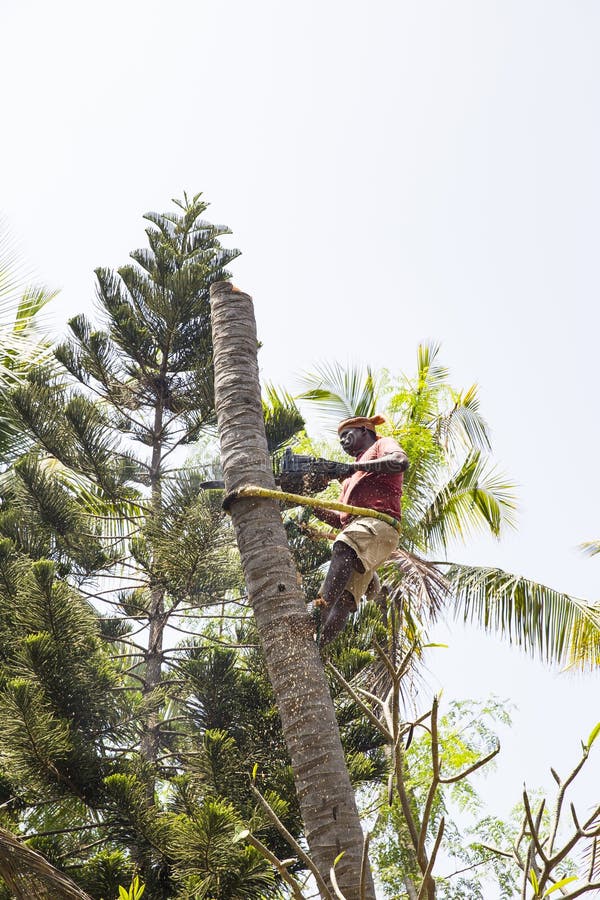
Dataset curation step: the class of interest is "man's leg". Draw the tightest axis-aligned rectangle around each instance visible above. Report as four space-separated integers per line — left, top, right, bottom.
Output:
318 542 364 646
319 592 356 645
322 541 362 601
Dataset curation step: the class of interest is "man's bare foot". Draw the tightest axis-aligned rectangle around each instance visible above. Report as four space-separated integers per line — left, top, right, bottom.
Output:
313 596 329 609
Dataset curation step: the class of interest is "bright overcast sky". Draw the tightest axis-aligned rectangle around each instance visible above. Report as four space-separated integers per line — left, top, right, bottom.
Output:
2 0 599 837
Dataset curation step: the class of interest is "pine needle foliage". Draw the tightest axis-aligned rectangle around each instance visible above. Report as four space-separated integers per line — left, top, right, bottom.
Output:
0 196 308 897
0 558 125 804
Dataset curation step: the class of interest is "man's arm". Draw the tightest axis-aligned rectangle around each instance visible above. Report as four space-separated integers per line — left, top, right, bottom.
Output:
311 506 342 529
350 447 409 475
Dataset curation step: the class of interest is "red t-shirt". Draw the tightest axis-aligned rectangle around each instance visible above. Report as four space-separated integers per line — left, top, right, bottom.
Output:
338 436 404 527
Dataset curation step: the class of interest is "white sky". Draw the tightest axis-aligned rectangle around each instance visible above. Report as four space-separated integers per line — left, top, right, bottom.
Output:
2 0 599 869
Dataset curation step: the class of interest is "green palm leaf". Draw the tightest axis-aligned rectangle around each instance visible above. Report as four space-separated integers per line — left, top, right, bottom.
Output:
390 343 448 426
391 345 491 454
437 384 492 453
0 224 57 463
580 540 600 558
13 286 56 333
446 563 600 669
262 384 305 453
0 228 56 361
415 342 448 387
297 361 380 427
413 451 517 551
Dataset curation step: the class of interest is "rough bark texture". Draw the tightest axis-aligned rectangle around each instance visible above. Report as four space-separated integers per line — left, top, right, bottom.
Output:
210 282 375 900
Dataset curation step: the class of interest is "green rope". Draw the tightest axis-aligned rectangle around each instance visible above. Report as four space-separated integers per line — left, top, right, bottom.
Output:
223 484 401 534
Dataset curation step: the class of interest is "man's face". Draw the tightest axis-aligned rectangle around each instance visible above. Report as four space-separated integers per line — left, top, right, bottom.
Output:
339 427 371 457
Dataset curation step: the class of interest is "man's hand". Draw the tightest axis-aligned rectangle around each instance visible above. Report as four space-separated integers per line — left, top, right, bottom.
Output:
328 461 355 480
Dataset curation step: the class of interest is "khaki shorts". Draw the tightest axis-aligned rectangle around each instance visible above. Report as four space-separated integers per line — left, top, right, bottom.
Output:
335 516 400 606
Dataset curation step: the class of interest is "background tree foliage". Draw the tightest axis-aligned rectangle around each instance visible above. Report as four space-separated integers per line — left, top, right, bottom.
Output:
0 199 307 898
0 204 596 898
0 224 56 463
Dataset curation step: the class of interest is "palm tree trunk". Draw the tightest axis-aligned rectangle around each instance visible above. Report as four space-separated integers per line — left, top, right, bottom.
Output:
210 282 375 900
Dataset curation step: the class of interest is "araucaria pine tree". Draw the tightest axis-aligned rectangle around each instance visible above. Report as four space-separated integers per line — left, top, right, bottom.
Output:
0 196 304 898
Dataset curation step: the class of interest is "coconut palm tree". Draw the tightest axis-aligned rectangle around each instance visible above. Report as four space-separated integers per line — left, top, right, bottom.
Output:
210 281 376 900
296 347 600 899
298 344 600 670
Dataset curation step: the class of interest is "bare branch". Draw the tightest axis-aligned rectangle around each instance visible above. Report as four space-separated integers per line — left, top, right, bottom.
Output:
417 817 445 900
417 698 440 866
439 742 500 785
327 663 392 741
522 791 548 865
561 881 600 899
243 832 306 900
548 746 590 855
249 784 334 900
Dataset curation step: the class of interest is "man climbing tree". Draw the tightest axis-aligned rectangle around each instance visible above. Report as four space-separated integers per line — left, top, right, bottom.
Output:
313 414 408 644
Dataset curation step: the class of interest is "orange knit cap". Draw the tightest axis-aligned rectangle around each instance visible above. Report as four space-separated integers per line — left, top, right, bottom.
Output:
337 414 387 435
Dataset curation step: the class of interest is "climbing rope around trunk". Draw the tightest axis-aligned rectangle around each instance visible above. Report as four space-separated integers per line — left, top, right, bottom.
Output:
222 484 401 534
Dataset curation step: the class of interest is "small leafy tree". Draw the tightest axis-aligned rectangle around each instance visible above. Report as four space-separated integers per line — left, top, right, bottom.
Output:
370 693 514 899
488 722 600 899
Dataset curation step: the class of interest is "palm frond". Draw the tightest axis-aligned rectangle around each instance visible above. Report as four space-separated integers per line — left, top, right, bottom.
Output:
416 342 448 390
0 826 93 899
346 551 451 702
0 224 55 365
383 548 450 622
328 551 450 708
0 226 56 464
565 607 600 671
262 383 305 453
437 384 492 453
415 451 517 551
580 541 600 558
297 361 379 427
390 343 450 427
446 563 600 669
13 285 57 334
